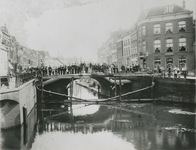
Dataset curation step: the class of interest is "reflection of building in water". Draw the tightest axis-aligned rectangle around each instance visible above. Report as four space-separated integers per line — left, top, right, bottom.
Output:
37 103 196 150
38 121 110 134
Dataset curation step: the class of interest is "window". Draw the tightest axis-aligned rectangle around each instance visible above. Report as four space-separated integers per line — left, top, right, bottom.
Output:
154 40 161 52
179 21 186 32
139 41 141 53
166 58 173 68
166 39 173 52
154 58 161 67
142 41 146 52
154 24 160 34
164 5 174 13
179 57 186 68
179 38 186 51
142 26 146 36
166 23 173 33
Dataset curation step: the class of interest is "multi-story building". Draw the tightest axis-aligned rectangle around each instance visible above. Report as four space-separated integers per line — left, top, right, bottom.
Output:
9 36 19 72
137 3 195 74
0 26 10 76
130 25 138 67
116 38 123 68
122 32 131 65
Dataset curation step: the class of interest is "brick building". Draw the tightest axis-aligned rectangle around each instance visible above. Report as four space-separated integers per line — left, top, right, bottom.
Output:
137 4 195 74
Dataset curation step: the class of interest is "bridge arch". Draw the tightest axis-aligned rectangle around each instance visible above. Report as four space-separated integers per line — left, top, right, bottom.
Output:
41 75 113 100
0 99 20 129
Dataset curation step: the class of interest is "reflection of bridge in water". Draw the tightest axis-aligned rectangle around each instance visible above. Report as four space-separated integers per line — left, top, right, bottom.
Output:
38 103 155 133
37 102 196 150
40 73 154 103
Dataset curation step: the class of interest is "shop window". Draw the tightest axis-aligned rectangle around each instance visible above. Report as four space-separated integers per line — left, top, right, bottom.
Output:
154 58 161 67
166 58 173 68
179 57 186 68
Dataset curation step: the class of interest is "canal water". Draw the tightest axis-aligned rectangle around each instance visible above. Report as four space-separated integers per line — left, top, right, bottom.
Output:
0 81 196 150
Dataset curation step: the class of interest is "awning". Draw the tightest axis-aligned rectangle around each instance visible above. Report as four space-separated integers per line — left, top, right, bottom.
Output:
8 62 14 69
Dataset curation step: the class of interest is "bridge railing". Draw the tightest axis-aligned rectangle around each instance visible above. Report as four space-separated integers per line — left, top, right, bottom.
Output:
15 72 37 87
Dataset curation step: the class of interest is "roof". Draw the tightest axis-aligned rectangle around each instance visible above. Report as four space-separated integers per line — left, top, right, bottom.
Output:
147 4 191 17
37 51 50 57
138 4 192 21
120 29 130 38
1 26 10 36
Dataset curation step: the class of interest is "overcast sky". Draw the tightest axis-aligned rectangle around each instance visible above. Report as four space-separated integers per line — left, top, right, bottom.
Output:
0 0 195 62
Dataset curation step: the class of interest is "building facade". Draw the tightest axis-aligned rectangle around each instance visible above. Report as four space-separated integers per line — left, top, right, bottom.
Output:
0 26 10 76
116 39 123 68
122 32 131 65
98 3 195 75
137 4 195 74
130 26 138 66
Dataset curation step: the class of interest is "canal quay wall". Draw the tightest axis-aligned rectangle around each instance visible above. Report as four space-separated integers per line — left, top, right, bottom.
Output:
119 75 196 103
0 79 37 129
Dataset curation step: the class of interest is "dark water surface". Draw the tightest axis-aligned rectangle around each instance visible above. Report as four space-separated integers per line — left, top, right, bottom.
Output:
1 82 196 150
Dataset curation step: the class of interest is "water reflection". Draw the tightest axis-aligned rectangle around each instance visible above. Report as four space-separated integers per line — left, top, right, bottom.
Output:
72 104 99 116
33 102 196 150
0 83 196 150
71 80 98 99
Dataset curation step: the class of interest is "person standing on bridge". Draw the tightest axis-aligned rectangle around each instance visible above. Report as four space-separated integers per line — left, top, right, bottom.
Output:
48 66 52 76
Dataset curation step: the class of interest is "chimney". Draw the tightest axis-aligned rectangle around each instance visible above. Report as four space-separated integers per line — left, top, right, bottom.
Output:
182 0 185 8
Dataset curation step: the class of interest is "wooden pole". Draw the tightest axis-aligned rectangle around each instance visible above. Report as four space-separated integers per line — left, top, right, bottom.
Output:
119 76 121 102
70 77 73 104
98 84 100 98
151 75 154 101
114 77 117 96
70 77 74 130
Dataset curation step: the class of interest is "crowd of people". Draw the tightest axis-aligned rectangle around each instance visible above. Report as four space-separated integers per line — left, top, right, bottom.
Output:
12 62 188 79
154 65 188 78
1 62 189 89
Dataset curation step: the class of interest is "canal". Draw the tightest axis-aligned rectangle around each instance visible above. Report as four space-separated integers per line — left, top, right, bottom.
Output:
0 80 196 150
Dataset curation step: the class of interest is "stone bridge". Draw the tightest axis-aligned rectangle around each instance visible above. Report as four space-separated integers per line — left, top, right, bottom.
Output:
40 74 132 100
0 79 37 129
